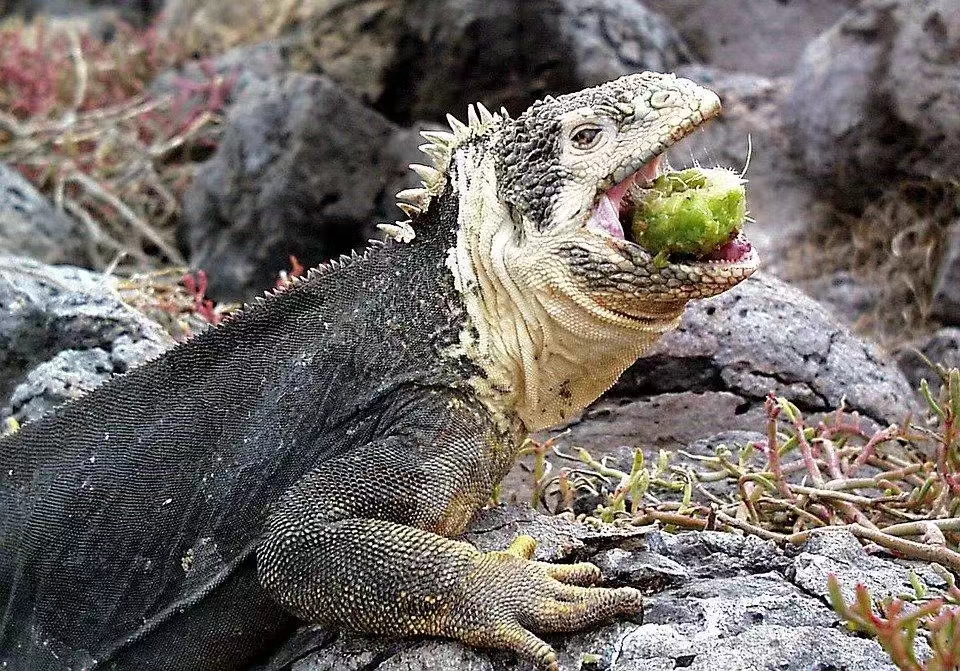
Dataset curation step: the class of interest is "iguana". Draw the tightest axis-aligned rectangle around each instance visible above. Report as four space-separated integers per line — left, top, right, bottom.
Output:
0 72 759 671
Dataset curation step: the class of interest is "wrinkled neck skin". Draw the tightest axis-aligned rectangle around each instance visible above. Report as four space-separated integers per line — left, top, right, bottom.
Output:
445 146 683 433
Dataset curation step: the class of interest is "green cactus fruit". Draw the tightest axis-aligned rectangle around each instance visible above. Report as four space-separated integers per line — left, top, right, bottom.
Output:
631 167 747 258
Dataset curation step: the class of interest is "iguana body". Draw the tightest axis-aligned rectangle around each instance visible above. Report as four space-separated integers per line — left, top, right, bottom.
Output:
0 73 758 671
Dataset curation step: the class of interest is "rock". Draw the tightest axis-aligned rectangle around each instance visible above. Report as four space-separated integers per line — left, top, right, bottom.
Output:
648 530 792 580
645 0 856 77
0 255 172 424
932 221 960 325
625 625 892 671
548 0 691 94
0 164 85 267
150 40 297 116
372 0 690 122
181 72 423 300
897 327 960 393
8 348 113 421
796 270 882 327
163 0 690 125
791 529 946 607
786 0 960 206
616 273 916 424
546 391 766 456
592 548 689 591
276 505 903 671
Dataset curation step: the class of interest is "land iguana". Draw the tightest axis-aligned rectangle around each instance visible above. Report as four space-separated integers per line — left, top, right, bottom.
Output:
0 72 759 671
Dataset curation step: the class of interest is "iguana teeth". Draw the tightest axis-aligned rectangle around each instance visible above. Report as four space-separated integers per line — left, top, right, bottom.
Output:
397 203 421 218
395 188 430 206
500 106 511 119
466 104 480 128
446 113 469 137
475 102 494 125
409 163 443 189
420 129 456 147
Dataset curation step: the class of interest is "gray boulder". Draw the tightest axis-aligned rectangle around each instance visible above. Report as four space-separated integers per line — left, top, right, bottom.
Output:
267 0 690 123
0 164 85 267
786 0 960 206
617 272 915 423
399 0 690 122
796 270 883 328
0 255 171 424
150 40 299 117
271 505 906 671
645 0 856 77
181 73 423 300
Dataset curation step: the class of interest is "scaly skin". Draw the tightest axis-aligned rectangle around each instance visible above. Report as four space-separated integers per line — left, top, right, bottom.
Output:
0 73 758 671
260 73 759 669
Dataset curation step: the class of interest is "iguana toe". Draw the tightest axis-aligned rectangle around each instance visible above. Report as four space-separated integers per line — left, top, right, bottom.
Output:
542 561 602 586
452 539 642 668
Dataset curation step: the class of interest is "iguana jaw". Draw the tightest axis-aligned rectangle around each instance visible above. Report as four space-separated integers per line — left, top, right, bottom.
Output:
580 117 759 312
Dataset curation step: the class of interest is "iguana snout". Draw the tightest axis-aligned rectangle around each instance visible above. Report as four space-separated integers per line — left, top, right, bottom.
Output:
494 71 759 315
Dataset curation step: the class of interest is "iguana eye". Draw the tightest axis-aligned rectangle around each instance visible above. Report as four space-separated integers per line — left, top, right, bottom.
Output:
571 126 602 149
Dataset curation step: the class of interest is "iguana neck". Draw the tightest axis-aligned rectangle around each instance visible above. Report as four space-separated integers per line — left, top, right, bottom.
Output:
444 145 680 432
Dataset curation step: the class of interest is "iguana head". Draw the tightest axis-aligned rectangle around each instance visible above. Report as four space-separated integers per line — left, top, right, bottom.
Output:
386 73 760 431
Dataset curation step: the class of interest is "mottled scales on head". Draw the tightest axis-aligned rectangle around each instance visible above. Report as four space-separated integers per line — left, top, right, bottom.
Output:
493 72 716 230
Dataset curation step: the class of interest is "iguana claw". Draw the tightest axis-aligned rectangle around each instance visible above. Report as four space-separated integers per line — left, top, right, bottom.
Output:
454 536 644 669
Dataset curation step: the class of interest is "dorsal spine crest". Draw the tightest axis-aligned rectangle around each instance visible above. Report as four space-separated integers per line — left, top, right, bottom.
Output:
379 102 505 243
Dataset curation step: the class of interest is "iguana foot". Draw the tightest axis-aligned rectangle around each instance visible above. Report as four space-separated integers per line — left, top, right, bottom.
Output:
453 535 643 670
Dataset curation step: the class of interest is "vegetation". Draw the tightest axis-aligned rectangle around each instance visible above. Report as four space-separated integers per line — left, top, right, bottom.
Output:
786 180 960 348
0 18 232 271
516 362 960 669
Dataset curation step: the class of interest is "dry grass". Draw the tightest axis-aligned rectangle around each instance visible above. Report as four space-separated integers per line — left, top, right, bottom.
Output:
160 0 304 57
0 17 232 273
784 180 960 349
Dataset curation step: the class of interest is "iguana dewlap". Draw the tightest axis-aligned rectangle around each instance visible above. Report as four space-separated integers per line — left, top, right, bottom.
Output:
0 72 759 671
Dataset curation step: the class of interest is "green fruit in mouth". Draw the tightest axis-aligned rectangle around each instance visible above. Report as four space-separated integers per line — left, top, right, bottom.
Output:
630 167 747 258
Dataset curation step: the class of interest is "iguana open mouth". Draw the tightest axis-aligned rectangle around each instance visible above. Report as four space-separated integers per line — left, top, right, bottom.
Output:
586 154 755 266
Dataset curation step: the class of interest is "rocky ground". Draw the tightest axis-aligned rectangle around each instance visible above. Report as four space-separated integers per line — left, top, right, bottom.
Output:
2 0 960 669
259 505 912 671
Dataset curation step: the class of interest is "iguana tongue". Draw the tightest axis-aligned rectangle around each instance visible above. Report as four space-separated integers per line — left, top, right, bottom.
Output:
587 156 663 240
607 156 662 205
589 194 624 238
704 235 753 262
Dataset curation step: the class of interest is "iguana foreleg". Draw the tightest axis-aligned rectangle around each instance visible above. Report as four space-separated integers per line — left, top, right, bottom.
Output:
256 400 641 669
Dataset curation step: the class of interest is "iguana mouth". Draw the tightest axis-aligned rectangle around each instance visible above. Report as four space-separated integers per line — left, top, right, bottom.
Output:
586 152 755 267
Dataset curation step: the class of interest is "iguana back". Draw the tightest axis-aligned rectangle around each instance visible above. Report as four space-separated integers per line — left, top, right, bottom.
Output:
0 194 472 669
